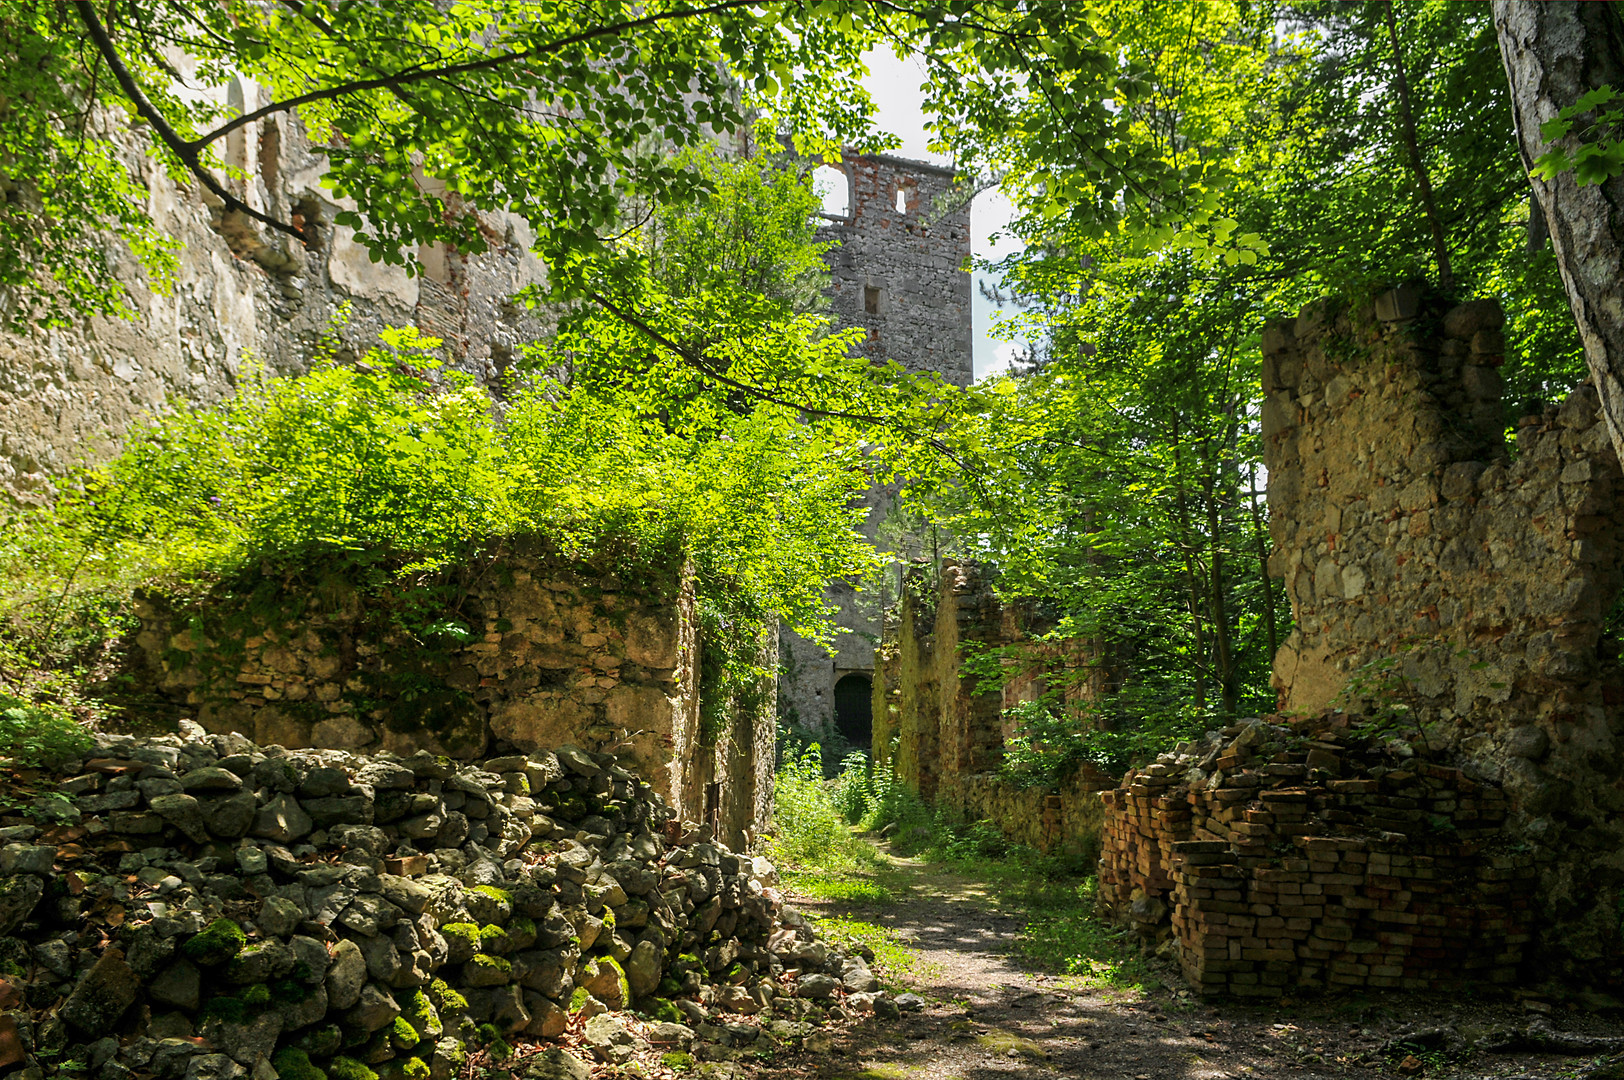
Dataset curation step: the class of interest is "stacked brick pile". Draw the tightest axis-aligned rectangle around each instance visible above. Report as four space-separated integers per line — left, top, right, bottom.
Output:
1099 718 1536 997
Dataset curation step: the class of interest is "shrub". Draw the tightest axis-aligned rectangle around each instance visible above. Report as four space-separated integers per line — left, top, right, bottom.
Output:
0 695 92 768
768 744 877 874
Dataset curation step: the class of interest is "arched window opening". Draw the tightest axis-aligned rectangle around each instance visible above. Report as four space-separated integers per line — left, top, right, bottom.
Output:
813 164 851 219
834 673 873 748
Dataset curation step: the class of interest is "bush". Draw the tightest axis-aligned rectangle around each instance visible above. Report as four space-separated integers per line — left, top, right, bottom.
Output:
0 695 92 767
831 751 871 824
769 744 877 873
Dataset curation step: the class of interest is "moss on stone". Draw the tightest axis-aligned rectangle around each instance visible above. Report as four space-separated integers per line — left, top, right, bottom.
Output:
508 915 535 939
201 994 248 1024
439 923 480 947
271 977 310 1005
599 911 615 931
327 1057 379 1080
648 998 684 1024
602 957 631 1003
660 1052 695 1072
427 978 468 1013
182 918 247 966
569 987 589 1012
470 885 511 905
657 976 683 998
469 954 511 974
391 1018 420 1050
402 989 441 1038
401 1058 429 1080
271 1049 327 1080
241 983 272 1007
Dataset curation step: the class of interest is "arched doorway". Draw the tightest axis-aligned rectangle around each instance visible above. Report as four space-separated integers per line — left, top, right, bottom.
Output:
833 673 873 749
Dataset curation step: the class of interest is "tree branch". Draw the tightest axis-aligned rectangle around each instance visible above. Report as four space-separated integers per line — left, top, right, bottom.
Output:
71 0 308 243
188 0 766 152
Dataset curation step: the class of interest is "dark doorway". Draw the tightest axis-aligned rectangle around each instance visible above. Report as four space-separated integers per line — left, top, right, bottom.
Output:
834 673 873 749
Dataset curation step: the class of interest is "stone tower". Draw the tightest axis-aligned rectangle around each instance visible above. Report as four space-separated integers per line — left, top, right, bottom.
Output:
777 151 974 751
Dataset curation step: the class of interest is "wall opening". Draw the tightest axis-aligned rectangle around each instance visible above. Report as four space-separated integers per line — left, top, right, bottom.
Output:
813 164 851 219
834 673 873 747
895 186 908 214
864 285 882 315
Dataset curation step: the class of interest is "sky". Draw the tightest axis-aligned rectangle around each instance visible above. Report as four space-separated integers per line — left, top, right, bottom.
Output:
859 50 1027 381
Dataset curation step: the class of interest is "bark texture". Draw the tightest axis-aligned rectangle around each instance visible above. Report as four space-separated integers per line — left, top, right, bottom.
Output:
1495 1 1624 465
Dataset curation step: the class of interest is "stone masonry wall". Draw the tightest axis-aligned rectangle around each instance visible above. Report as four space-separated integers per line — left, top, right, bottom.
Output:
1 77 548 505
777 152 973 743
1260 289 1624 979
129 545 772 849
873 561 1112 856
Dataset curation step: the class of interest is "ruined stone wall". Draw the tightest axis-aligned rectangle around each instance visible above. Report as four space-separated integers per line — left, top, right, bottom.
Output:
874 561 1111 855
0 76 548 504
0 726 887 1080
1096 290 1624 993
777 152 973 742
130 544 772 848
1261 290 1624 978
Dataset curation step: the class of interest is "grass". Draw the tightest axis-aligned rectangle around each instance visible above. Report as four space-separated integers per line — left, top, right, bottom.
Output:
769 745 1160 995
807 915 929 986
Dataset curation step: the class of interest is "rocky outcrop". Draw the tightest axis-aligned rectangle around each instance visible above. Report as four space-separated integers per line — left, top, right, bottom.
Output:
0 727 891 1080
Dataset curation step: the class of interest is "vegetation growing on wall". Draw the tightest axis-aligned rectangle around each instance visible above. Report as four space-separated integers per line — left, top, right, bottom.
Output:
0 149 915 735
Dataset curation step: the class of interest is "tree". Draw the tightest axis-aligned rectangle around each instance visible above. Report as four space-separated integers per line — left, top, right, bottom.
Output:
1495 1 1624 467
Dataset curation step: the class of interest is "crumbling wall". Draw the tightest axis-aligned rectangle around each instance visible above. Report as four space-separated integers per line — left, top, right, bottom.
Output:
874 561 1111 855
0 726 892 1080
0 79 548 504
1261 289 1624 979
130 544 772 848
777 151 973 741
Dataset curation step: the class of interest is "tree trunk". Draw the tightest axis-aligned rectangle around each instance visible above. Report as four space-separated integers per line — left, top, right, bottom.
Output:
1384 1 1454 290
1494 1 1624 464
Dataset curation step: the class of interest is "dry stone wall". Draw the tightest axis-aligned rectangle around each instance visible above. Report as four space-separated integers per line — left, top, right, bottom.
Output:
129 545 771 849
1 79 548 505
873 562 1111 856
0 726 900 1080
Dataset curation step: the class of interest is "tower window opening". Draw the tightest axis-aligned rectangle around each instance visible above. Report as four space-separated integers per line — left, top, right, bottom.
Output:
865 285 881 314
895 186 908 214
814 164 851 219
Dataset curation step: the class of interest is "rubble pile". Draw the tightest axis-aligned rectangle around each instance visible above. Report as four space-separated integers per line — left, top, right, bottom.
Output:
1099 718 1537 998
0 726 894 1080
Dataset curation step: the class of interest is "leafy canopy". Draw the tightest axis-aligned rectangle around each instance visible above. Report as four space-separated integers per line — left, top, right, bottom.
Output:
4 0 1275 342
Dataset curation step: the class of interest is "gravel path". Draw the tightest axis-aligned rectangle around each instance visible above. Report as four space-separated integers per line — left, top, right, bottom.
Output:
750 847 1624 1080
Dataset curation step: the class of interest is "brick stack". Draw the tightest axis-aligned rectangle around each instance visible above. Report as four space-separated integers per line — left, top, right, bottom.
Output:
1099 718 1536 997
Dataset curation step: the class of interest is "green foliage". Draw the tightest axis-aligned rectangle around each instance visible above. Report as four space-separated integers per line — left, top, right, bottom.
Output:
831 752 874 825
0 694 92 768
182 918 247 966
769 744 883 878
1533 85 1624 187
271 1049 327 1080
997 699 1206 786
200 994 248 1024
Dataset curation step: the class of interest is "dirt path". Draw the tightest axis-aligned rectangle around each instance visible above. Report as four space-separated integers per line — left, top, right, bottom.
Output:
752 848 1624 1080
